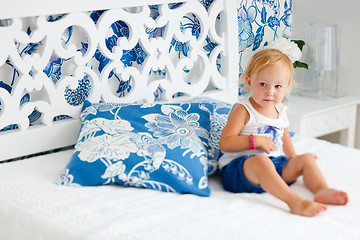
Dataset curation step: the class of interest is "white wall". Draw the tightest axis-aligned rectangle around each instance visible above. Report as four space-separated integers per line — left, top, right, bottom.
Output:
291 0 360 98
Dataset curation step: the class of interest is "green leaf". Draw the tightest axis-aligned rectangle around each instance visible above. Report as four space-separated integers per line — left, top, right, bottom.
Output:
293 61 308 69
291 40 306 51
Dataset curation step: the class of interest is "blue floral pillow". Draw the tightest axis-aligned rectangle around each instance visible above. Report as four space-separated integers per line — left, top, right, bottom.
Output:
57 98 231 197
184 97 232 173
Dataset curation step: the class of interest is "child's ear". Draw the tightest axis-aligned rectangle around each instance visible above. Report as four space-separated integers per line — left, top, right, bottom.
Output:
246 76 251 87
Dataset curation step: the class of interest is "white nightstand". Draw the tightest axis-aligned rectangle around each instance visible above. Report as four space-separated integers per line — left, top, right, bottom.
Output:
287 95 360 148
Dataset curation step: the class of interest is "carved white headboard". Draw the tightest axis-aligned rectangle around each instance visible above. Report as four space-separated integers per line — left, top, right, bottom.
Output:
0 0 239 161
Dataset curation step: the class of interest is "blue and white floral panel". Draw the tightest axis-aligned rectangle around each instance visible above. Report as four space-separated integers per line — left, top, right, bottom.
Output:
237 0 292 95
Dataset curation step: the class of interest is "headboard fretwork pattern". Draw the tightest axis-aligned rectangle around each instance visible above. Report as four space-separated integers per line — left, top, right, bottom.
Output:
0 0 238 161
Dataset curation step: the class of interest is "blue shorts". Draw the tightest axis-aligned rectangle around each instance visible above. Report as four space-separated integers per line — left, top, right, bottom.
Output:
220 155 292 194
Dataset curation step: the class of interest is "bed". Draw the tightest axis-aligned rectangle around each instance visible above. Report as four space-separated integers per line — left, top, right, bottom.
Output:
0 0 359 239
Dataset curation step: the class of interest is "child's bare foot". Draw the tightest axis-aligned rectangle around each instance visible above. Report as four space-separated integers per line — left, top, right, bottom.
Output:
289 199 327 217
314 188 348 205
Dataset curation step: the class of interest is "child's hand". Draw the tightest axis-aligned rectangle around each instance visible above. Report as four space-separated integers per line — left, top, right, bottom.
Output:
255 136 276 154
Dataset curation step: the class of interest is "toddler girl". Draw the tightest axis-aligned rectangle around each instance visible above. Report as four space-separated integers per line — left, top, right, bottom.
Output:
219 48 348 217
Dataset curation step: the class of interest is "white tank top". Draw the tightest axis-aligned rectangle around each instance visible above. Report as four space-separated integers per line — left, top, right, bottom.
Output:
218 97 289 169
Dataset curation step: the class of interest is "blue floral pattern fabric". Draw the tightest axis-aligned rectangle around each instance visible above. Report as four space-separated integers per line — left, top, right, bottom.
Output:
57 98 231 196
237 0 292 95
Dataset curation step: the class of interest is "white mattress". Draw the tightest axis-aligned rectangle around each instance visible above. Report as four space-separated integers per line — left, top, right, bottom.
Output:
1 135 359 240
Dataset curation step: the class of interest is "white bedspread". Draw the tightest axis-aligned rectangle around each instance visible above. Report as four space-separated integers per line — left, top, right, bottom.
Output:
1 135 359 240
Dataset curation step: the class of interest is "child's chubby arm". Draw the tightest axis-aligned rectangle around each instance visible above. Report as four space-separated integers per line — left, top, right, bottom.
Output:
219 104 275 153
282 128 297 159
282 128 318 159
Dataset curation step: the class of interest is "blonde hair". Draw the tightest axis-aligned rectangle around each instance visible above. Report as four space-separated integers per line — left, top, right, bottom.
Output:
240 48 294 87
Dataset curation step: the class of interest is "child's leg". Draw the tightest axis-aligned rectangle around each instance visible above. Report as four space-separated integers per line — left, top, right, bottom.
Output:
243 155 327 217
281 153 348 205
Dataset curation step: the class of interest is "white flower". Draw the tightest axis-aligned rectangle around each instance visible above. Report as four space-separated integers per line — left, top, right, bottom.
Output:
76 133 138 162
143 106 208 157
78 118 133 142
265 38 302 63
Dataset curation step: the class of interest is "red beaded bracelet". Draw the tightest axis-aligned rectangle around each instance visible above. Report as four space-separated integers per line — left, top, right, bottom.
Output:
249 134 256 150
